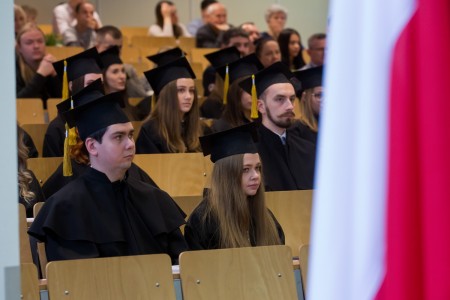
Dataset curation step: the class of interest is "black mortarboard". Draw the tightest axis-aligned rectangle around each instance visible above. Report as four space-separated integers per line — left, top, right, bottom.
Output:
146 47 185 66
56 78 105 114
292 66 323 94
239 62 294 98
200 123 259 163
99 46 123 70
62 92 129 141
53 47 103 82
204 46 241 68
215 54 264 84
143 57 196 96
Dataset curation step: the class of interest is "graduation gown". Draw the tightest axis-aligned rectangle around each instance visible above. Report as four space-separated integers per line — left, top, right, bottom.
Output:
184 198 285 250
42 159 159 199
42 114 65 157
292 120 318 146
19 170 45 217
210 115 252 133
29 167 188 264
21 127 38 158
257 124 316 191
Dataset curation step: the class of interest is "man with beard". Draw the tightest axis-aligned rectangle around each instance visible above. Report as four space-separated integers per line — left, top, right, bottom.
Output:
240 62 316 190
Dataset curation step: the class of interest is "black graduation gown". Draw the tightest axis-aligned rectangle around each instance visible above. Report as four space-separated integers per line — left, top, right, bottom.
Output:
42 159 159 199
292 120 318 146
210 115 252 133
29 168 188 264
21 128 39 158
257 124 316 191
19 170 45 217
42 114 65 157
184 198 285 250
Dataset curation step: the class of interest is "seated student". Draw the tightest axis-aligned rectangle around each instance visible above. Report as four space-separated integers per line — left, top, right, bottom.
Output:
18 125 45 217
278 28 305 71
42 80 158 199
292 66 323 145
42 47 103 157
62 2 97 49
255 37 281 68
211 53 264 133
52 0 102 36
29 90 188 263
149 1 191 37
184 123 285 250
136 57 209 153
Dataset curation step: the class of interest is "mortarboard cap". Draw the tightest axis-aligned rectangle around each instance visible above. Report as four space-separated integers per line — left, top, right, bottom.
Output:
53 47 103 82
215 54 264 84
144 57 196 96
200 123 259 163
292 66 323 95
62 92 129 141
146 47 185 66
56 78 105 114
99 46 123 71
204 46 241 68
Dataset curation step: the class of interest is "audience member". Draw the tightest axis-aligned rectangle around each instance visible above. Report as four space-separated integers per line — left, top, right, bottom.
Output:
20 127 39 158
53 0 102 35
14 4 27 37
301 33 327 69
62 2 97 49
239 22 261 53
240 62 316 191
195 2 231 48
137 57 208 153
255 37 281 68
149 1 191 38
278 28 305 70
261 4 287 40
187 0 217 36
22 5 38 24
29 89 188 263
184 123 285 250
16 24 61 102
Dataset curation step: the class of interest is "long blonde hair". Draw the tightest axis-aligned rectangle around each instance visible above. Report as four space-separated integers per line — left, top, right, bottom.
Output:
17 125 35 203
204 154 281 248
298 89 319 132
16 23 45 85
148 80 202 152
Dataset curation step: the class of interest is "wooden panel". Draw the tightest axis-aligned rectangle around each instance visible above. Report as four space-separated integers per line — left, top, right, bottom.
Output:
120 26 149 43
190 61 203 80
21 263 40 300
130 120 143 139
33 202 48 279
17 99 46 125
189 48 219 72
27 157 63 186
131 36 177 49
19 204 33 264
38 24 52 35
133 153 207 197
21 123 49 157
172 195 202 219
121 45 141 64
302 48 311 64
178 37 196 52
265 190 313 256
180 245 298 300
45 46 84 61
47 254 176 300
46 98 62 123
299 244 309 295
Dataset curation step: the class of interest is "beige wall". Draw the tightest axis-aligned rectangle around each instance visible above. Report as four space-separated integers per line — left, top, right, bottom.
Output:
16 0 328 42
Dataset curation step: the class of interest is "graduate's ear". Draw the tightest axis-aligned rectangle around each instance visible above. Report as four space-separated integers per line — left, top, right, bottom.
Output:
257 98 266 114
85 137 98 156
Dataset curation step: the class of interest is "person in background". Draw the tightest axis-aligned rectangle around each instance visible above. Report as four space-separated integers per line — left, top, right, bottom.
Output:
187 0 217 36
16 23 61 102
149 1 191 38
14 4 27 37
136 57 207 154
239 22 261 53
195 2 232 48
184 123 285 250
255 37 281 68
261 4 287 40
22 5 38 24
301 33 327 70
53 0 102 36
278 28 305 71
62 2 97 49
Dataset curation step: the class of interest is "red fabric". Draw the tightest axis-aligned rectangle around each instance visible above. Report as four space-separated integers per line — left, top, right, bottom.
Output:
377 0 450 299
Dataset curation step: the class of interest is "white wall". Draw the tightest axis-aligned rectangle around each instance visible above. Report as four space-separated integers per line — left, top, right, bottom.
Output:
16 0 328 41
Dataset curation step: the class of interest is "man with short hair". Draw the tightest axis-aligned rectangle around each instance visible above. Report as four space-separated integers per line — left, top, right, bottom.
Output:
239 22 261 53
187 0 217 36
62 2 97 49
302 33 326 70
240 62 316 191
196 2 232 48
29 89 188 263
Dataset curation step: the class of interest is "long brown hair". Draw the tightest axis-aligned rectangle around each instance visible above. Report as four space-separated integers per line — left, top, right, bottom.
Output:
155 1 183 38
17 125 35 203
298 89 318 132
203 154 281 248
222 77 251 127
16 23 45 85
148 80 202 152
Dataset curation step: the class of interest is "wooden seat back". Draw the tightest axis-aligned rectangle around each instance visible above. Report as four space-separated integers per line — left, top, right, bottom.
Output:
19 204 33 264
33 202 47 279
20 263 40 300
299 244 309 295
46 98 62 122
179 245 298 300
131 36 177 49
45 46 84 61
21 123 49 157
47 254 176 300
17 99 46 125
189 48 219 71
27 157 63 186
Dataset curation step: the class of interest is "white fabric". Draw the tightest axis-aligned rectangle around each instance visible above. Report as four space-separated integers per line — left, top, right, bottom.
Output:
148 23 191 37
52 2 102 35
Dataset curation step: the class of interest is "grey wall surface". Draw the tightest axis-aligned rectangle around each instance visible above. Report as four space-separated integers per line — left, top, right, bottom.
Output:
16 0 328 42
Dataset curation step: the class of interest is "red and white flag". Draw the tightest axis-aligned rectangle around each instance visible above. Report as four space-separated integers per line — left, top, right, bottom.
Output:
308 0 450 299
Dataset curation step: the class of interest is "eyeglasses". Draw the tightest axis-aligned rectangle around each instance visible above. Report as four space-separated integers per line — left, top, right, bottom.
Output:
312 92 323 100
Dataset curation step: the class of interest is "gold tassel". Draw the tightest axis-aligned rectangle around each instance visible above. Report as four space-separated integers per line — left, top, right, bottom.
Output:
250 74 258 119
151 94 156 113
62 60 69 99
62 60 73 176
223 65 229 104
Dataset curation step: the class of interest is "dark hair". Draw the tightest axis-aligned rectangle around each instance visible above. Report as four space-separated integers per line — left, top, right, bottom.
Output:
88 127 108 143
221 28 249 46
71 75 85 95
96 25 122 40
222 77 249 127
155 1 183 38
254 37 276 57
278 28 305 70
201 0 217 10
308 33 326 48
75 1 92 13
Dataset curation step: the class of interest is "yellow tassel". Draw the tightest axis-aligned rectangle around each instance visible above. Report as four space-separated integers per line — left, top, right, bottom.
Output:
250 74 258 119
62 123 73 177
151 94 156 113
223 65 229 104
62 60 69 99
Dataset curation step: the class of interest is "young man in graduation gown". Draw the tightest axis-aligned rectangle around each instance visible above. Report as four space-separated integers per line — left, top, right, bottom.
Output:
240 62 316 191
29 91 188 264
